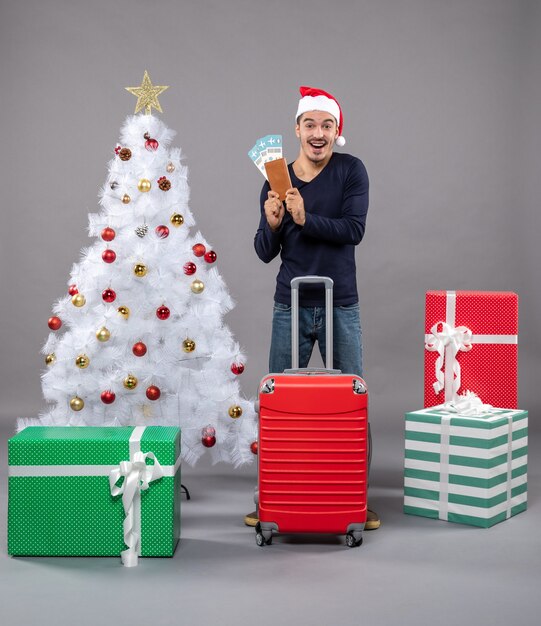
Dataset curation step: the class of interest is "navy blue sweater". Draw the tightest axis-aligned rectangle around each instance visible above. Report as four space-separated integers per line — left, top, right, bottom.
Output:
254 152 369 306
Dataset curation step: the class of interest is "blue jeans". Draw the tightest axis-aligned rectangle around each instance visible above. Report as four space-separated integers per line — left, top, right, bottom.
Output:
269 302 363 375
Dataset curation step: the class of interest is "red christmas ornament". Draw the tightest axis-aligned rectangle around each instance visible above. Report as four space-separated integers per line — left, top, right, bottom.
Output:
114 146 121 155
132 341 147 357
231 362 245 375
155 225 169 239
101 390 116 404
144 132 159 151
192 243 206 257
202 435 216 448
102 288 116 303
204 250 217 264
48 316 62 331
146 385 161 401
250 441 258 455
102 249 117 264
183 261 197 275
101 227 116 242
68 284 78 296
156 305 170 320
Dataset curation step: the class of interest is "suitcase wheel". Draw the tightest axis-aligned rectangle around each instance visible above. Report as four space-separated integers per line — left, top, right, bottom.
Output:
255 522 273 546
346 533 363 548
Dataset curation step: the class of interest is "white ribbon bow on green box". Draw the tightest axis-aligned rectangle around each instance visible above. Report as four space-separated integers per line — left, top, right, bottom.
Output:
109 443 164 567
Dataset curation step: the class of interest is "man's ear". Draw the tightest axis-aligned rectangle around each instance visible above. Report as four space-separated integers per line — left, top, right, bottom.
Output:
295 124 301 139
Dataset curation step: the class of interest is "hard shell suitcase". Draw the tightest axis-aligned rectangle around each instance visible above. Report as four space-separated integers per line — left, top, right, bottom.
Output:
255 276 368 547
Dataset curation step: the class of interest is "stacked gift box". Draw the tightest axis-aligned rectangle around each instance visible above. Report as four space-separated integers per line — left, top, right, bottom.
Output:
404 405 528 527
404 290 528 528
8 425 181 566
424 290 518 409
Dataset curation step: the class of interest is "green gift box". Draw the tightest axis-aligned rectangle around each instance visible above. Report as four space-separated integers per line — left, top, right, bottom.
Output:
404 407 528 528
8 426 181 564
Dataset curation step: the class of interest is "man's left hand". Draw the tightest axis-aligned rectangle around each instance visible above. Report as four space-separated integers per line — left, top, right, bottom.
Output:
285 188 306 226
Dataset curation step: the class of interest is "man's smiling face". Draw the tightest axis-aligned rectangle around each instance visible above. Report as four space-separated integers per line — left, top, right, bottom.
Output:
296 110 339 165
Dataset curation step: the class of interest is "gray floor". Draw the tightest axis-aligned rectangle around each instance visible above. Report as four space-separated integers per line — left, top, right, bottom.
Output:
1 418 539 626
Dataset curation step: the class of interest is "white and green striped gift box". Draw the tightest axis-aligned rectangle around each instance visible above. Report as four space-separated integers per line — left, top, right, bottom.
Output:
404 407 528 528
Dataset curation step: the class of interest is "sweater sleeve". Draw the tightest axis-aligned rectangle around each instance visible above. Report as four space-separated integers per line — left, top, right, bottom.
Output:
254 182 283 263
301 158 369 245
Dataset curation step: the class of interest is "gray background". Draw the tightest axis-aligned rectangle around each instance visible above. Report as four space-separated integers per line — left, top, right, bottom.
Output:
0 1 540 625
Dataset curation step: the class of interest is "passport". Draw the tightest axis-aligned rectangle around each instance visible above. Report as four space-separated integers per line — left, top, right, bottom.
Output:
264 158 291 201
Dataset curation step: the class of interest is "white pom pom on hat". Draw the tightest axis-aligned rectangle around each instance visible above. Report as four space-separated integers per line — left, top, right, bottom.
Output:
296 85 346 146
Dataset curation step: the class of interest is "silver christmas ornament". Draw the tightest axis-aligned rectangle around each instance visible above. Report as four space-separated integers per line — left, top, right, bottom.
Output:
135 224 149 238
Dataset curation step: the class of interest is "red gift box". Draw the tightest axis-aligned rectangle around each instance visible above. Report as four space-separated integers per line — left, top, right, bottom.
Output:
424 291 518 408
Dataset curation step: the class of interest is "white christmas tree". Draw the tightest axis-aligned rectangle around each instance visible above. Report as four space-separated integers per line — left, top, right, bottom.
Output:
24 73 257 466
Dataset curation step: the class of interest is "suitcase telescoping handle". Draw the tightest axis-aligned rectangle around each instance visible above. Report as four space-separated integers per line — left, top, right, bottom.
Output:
290 275 334 370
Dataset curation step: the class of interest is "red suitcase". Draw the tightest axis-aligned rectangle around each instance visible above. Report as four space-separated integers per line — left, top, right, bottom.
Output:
255 276 368 547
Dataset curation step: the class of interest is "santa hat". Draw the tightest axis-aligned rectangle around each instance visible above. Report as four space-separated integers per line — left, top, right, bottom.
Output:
295 85 346 147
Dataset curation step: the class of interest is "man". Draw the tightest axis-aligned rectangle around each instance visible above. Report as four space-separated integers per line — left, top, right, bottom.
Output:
246 85 379 530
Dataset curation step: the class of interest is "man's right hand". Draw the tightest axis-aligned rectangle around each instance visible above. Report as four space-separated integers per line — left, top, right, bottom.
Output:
264 191 285 231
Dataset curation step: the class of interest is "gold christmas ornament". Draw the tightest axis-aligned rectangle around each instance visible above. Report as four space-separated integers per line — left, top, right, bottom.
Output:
72 293 86 307
117 305 130 319
228 405 243 419
122 194 131 204
45 353 56 366
96 326 111 342
134 263 148 277
75 354 90 369
123 374 138 389
182 338 196 353
70 396 84 411
166 162 175 173
170 213 184 227
125 70 169 115
137 178 151 193
191 279 205 294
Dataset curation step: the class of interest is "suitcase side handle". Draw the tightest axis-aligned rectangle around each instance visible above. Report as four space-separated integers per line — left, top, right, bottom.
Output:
290 276 334 370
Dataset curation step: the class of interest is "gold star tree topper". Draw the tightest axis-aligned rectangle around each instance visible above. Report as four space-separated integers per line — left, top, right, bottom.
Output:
125 71 169 115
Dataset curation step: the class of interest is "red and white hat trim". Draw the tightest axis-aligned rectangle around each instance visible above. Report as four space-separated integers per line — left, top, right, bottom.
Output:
295 86 346 146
